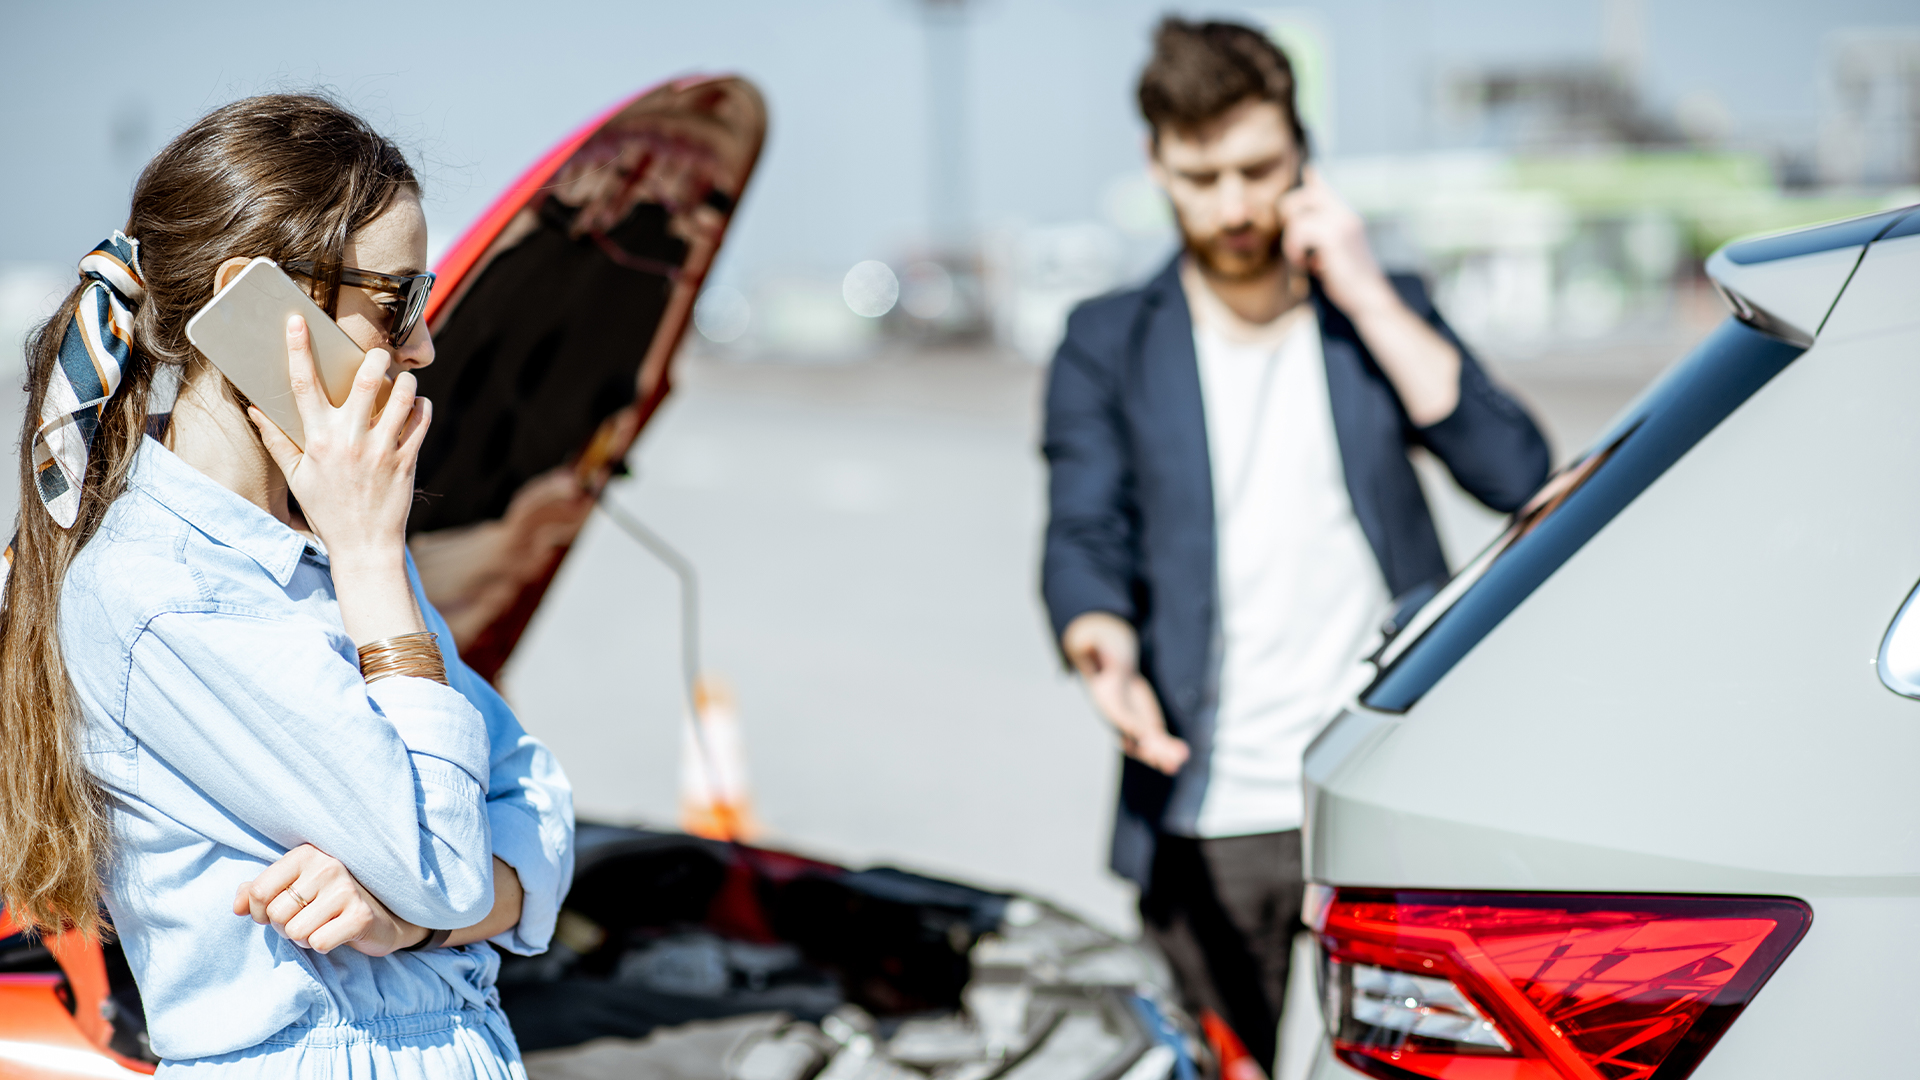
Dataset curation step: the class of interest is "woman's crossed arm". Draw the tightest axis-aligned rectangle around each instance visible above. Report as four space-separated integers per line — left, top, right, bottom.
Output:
235 846 524 956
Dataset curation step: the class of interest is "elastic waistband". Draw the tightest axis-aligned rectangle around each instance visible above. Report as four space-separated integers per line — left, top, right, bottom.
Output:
260 1005 500 1048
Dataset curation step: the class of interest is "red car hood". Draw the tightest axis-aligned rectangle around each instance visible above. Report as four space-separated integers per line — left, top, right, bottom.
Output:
408 75 766 680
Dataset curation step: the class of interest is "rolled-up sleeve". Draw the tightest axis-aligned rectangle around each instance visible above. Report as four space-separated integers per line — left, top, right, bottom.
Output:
411 560 575 955
450 664 573 956
479 702 573 955
126 610 495 931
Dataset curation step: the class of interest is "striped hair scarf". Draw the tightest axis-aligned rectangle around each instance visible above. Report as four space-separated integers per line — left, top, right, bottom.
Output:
33 232 145 529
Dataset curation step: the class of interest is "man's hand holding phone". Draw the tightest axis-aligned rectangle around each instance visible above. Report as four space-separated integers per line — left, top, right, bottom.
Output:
1063 612 1190 776
1276 165 1397 321
1278 166 1462 425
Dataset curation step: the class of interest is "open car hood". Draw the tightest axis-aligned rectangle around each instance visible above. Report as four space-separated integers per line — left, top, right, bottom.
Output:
408 75 767 681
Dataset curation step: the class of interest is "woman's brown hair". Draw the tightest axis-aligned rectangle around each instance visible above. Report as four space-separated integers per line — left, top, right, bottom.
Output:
0 93 418 935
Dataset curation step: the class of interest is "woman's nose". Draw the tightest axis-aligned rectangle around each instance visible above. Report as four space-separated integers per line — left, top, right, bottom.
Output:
394 324 435 370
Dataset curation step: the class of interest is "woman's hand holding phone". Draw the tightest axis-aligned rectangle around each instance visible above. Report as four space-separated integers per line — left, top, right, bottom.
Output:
249 314 434 646
251 314 427 562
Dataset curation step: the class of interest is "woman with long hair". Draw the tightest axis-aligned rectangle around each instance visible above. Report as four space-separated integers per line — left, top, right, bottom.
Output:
0 94 573 1076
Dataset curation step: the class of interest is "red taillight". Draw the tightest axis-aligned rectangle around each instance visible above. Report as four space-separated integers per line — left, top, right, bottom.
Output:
1309 887 1810 1080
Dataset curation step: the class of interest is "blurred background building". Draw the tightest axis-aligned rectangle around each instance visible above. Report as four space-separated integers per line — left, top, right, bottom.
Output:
3 1 1917 1001
7 1 1918 366
673 0 1919 366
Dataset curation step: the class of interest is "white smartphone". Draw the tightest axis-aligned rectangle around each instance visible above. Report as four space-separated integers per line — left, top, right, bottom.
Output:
184 257 366 450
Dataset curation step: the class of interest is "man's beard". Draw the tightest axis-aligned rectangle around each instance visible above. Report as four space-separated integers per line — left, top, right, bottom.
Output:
1181 219 1284 283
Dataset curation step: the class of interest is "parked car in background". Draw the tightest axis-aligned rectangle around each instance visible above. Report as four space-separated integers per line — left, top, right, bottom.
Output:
1302 204 1920 1079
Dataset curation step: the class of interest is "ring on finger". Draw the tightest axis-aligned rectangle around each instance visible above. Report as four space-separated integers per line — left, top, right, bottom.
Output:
287 886 311 909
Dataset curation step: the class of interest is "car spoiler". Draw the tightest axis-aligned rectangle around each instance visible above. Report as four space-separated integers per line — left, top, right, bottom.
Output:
1705 203 1918 347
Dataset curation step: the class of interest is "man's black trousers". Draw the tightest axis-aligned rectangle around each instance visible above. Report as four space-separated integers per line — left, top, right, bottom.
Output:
1139 830 1305 1076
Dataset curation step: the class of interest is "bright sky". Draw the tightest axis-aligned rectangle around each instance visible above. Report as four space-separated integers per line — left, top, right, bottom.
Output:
2 0 1914 284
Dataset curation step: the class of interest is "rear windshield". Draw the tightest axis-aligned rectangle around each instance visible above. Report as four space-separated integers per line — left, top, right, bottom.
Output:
1363 319 1806 712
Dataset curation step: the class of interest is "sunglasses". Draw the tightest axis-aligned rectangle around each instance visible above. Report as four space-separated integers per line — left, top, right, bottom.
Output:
284 260 436 348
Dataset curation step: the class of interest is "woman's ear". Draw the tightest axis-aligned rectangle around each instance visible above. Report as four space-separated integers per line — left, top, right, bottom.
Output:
212 257 253 294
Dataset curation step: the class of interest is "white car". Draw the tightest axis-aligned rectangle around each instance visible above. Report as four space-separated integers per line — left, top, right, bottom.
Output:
1301 204 1920 1080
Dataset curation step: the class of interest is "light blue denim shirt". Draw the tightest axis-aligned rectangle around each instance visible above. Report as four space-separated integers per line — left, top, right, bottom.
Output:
61 438 574 1063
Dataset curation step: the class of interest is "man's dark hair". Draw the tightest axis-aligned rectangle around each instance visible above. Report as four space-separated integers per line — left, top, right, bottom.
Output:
1137 18 1307 153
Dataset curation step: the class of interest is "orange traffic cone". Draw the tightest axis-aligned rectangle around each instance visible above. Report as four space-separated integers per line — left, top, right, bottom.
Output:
1200 1010 1269 1080
678 675 760 841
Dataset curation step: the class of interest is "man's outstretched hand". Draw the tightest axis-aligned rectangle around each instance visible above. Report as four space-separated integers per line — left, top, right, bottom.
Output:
1062 612 1190 776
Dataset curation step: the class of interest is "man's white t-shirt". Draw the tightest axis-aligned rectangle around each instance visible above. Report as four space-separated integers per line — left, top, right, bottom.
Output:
1162 281 1391 839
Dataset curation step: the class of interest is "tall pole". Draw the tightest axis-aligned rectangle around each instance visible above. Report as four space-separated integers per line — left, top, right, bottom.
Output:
1601 0 1644 85
922 0 971 253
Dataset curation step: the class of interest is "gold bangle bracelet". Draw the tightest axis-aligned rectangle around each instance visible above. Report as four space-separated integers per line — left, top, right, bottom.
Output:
357 631 449 686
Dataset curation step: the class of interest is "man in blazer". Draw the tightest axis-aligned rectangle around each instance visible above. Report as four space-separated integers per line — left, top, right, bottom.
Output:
1041 19 1551 1073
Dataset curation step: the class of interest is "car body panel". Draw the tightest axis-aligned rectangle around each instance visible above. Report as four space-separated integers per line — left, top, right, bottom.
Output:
1821 224 1920 340
0 978 148 1078
1305 213 1920 1076
1313 275 1920 877
1305 1039 1345 1080
0 908 152 1076
1682 894 1920 1078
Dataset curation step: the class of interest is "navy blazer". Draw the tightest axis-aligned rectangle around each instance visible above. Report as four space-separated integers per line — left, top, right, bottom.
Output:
1041 256 1550 886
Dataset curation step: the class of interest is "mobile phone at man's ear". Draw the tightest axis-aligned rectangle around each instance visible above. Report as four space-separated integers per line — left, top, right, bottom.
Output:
185 258 366 450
